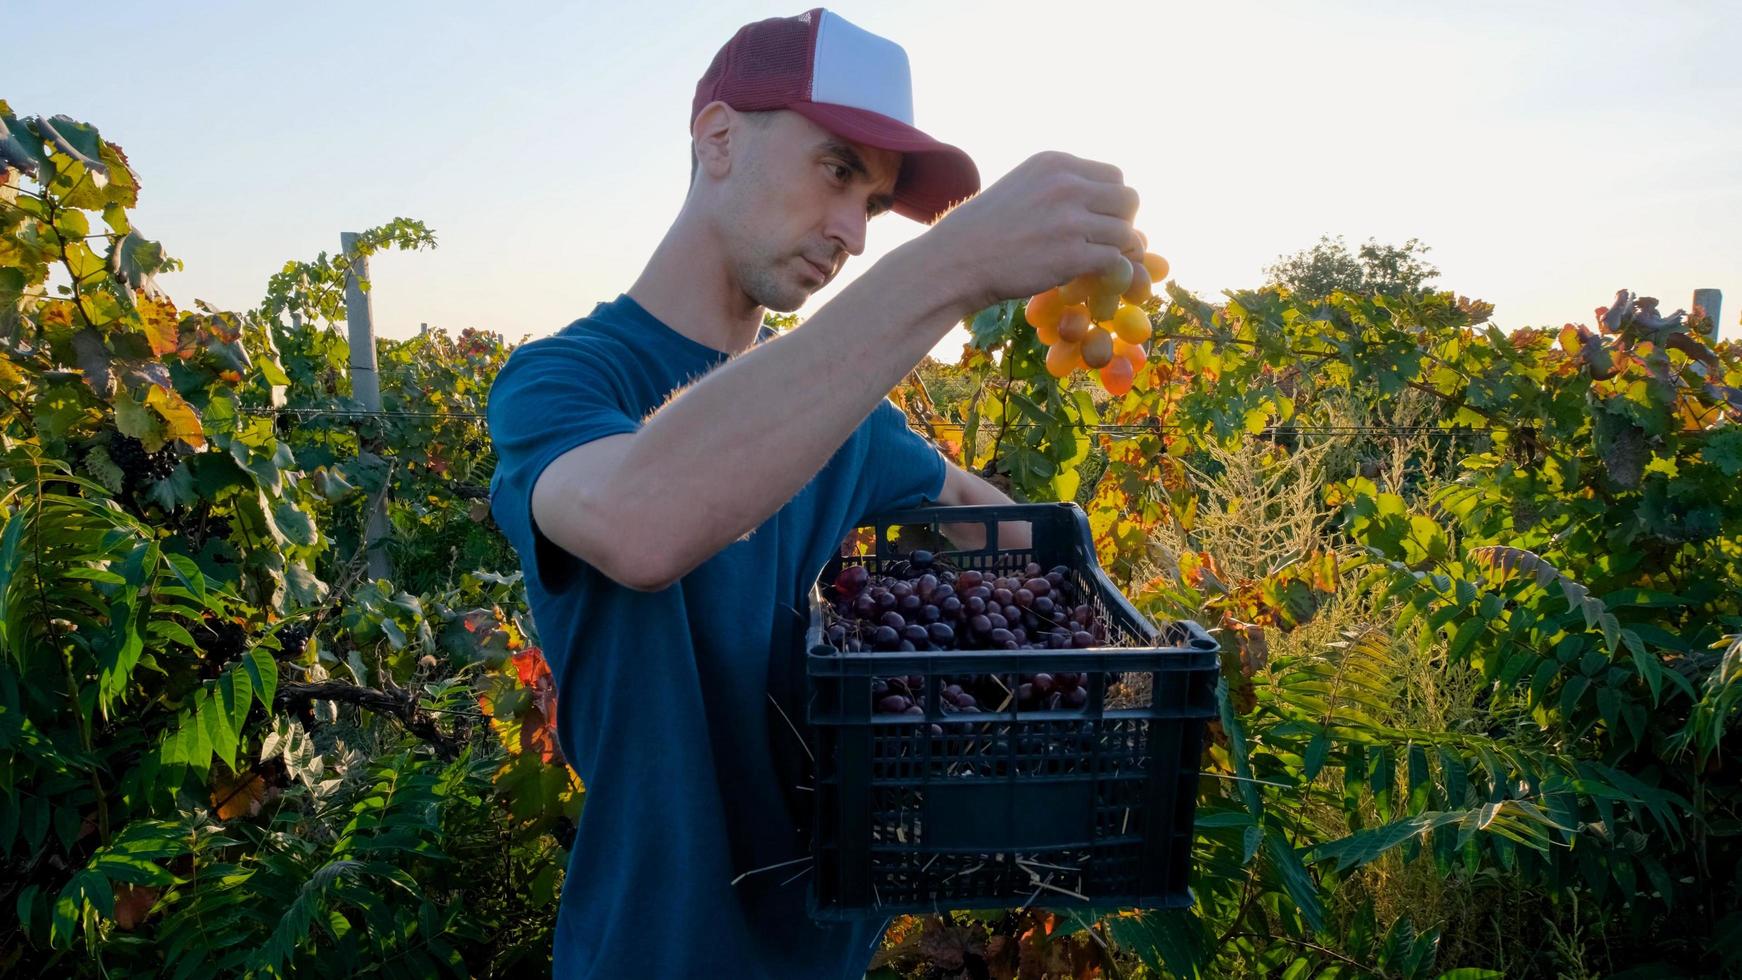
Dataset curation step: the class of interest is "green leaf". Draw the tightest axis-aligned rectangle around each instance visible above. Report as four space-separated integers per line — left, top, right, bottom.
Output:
244 648 278 710
1104 908 1209 978
114 390 163 444
1217 680 1262 817
272 500 318 547
50 884 80 949
200 687 238 769
1302 731 1331 781
967 301 1017 350
1560 674 1591 718
222 664 253 736
1447 617 1483 662
284 560 329 608
1407 744 1432 814
1311 811 1466 871
53 207 90 240
164 552 208 606
1242 824 1262 864
1623 629 1663 704
1050 466 1080 503
0 110 48 176
39 115 108 177
1265 829 1325 933
1702 426 1742 476
15 884 40 940
107 229 169 299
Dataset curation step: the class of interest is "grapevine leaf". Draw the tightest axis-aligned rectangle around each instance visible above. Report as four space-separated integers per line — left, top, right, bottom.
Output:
1703 427 1742 477
106 229 170 302
38 115 108 179
0 110 46 175
145 385 206 449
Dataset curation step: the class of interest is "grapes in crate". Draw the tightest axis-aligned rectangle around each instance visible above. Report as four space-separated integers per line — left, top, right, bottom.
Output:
820 553 1128 719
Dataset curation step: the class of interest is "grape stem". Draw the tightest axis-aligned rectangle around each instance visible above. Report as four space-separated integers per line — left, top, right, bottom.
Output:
728 855 811 887
987 344 1017 478
765 693 814 764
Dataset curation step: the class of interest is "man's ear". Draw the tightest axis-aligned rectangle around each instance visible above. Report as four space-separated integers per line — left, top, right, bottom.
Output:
692 101 738 181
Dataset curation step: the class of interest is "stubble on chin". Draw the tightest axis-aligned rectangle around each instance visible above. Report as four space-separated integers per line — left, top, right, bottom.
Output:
738 259 810 314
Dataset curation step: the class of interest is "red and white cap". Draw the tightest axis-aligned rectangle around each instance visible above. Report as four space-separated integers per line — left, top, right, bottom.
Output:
692 8 980 224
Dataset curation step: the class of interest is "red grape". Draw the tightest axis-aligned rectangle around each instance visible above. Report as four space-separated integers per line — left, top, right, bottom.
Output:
835 565 869 597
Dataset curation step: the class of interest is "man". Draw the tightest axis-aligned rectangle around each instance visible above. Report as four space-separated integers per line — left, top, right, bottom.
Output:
486 8 1142 977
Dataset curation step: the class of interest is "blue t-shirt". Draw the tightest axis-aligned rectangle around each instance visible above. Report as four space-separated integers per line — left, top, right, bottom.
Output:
486 294 948 979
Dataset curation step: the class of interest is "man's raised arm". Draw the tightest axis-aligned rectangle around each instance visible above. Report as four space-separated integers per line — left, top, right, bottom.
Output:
531 152 1139 591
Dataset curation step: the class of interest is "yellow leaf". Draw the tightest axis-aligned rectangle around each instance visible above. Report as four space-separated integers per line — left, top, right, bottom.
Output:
210 766 272 820
145 385 205 449
138 294 180 356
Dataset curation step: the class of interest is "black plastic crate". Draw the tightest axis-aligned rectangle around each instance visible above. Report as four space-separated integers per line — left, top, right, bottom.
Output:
804 502 1219 920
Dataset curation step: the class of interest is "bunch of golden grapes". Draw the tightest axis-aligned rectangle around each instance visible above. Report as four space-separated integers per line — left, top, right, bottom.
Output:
1023 240 1168 396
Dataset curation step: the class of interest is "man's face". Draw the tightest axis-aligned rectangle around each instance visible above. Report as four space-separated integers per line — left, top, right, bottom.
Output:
710 110 902 313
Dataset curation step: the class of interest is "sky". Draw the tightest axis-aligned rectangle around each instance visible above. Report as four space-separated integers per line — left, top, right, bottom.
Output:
9 0 1741 357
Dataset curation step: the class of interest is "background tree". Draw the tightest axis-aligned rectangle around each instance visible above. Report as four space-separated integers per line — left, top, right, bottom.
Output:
1265 234 1441 298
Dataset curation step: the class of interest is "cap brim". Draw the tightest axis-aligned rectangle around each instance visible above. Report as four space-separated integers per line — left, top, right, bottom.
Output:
786 101 980 225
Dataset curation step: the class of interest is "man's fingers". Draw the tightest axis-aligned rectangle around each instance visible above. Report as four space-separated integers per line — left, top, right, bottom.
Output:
1080 178 1140 222
1082 215 1144 255
1056 154 1124 187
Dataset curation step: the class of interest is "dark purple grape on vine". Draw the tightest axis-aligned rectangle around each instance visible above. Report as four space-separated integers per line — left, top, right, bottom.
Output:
553 815 578 850
196 617 248 662
278 623 311 659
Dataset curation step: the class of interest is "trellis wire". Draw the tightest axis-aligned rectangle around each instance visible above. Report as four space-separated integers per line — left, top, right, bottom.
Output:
240 406 1497 438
